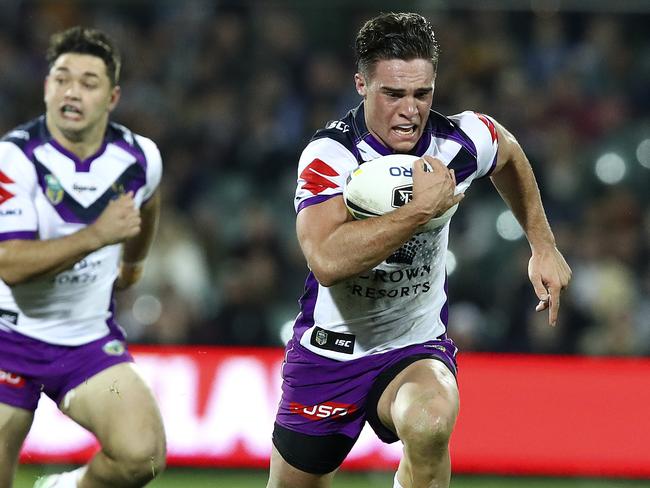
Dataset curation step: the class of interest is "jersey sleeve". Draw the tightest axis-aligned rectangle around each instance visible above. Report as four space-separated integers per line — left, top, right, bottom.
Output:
294 138 358 213
453 111 499 179
0 141 38 242
134 135 163 204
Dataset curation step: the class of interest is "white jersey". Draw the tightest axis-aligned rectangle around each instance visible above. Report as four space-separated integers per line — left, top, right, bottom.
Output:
293 105 498 360
0 116 162 345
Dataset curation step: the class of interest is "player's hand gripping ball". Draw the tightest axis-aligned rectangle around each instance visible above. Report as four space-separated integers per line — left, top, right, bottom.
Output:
343 154 458 233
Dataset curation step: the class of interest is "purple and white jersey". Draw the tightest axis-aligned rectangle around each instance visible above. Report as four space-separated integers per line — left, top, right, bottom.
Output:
0 116 162 346
292 104 498 361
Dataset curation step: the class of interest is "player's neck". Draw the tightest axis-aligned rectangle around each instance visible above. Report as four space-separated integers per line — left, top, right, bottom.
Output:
45 115 107 161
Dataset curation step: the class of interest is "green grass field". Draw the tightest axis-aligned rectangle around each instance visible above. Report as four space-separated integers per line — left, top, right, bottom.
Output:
14 466 650 488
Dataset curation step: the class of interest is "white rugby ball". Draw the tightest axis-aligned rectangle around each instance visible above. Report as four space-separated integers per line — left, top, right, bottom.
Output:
343 154 458 233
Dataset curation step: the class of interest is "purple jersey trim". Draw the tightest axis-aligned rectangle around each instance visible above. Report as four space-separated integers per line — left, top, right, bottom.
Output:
361 129 432 158
296 193 340 214
440 273 449 327
411 130 432 157
292 272 319 341
433 124 479 184
106 295 127 340
33 162 83 222
112 139 149 195
432 125 478 159
113 139 148 173
22 138 45 161
485 148 499 177
362 133 391 156
49 139 108 173
0 231 37 242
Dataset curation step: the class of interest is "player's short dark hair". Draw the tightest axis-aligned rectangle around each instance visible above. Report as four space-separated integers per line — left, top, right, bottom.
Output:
46 26 121 86
355 12 439 78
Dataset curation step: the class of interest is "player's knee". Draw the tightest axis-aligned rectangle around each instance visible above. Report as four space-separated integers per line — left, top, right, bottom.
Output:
396 398 458 458
113 434 167 483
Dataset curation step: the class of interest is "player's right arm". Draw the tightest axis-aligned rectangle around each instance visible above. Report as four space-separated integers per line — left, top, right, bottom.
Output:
297 155 460 287
0 193 141 286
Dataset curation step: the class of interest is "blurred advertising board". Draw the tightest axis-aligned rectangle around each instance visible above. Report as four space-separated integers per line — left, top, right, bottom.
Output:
20 346 650 477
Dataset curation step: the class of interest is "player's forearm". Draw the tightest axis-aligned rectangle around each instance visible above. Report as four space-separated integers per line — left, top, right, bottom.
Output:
0 227 103 285
490 150 556 251
307 205 428 287
121 191 159 265
116 193 159 290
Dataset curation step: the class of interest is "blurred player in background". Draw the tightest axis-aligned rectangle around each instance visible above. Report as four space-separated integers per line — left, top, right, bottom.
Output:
0 27 165 487
268 12 571 488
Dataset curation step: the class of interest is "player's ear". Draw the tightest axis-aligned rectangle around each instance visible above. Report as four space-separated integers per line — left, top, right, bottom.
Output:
354 73 367 97
108 85 121 112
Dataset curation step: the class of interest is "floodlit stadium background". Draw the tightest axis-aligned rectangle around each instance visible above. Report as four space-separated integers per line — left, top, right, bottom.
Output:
2 0 649 486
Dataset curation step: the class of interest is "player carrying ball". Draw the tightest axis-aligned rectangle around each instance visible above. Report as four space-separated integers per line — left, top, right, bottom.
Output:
267 12 571 488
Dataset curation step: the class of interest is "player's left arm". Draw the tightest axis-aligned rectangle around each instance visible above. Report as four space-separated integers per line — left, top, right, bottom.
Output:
489 118 572 326
115 190 160 290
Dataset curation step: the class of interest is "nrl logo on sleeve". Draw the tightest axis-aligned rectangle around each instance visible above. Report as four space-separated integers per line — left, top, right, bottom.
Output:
45 174 64 205
102 339 126 356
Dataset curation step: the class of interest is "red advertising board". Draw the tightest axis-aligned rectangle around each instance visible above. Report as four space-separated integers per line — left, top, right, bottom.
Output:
19 347 650 477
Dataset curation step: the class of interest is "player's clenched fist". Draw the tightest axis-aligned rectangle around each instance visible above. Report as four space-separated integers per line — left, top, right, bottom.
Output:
411 155 464 219
89 192 142 246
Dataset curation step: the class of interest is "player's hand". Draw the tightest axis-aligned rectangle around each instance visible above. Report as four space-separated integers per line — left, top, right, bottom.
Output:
528 246 572 326
411 156 464 220
115 261 144 290
89 192 141 246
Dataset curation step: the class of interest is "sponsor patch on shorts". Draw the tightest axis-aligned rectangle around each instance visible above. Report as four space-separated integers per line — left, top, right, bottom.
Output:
309 327 355 354
289 401 358 420
0 369 25 388
102 339 126 356
424 342 457 357
0 308 18 325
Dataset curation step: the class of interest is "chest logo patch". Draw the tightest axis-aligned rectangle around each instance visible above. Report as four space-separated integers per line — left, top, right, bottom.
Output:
45 174 64 205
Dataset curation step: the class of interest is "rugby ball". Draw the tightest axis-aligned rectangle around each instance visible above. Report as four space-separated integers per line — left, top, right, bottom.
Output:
343 154 458 233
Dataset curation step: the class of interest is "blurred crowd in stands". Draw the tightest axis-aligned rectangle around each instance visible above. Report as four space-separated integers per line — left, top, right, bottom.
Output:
1 0 648 355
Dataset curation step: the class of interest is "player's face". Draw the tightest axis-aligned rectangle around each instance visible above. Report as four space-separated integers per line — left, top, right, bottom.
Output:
44 53 120 143
355 58 435 153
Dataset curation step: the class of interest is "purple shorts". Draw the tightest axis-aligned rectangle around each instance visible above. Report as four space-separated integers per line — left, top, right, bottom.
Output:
275 337 458 444
0 328 133 411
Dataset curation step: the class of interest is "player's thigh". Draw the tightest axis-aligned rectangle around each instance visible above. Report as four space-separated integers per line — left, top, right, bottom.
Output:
376 358 459 437
268 445 337 488
60 362 165 457
0 403 34 469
